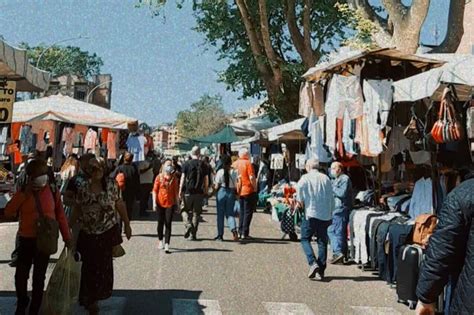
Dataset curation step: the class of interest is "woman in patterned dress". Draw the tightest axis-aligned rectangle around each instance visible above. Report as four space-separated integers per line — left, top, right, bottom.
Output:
69 158 132 314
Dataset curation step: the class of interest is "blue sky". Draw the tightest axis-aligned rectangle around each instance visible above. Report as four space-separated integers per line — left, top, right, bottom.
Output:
0 0 448 125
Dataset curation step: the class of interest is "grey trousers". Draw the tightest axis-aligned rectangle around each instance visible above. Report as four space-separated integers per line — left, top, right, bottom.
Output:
182 194 204 236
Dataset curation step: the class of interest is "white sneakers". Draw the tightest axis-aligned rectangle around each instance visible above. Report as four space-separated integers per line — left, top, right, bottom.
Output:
158 241 170 254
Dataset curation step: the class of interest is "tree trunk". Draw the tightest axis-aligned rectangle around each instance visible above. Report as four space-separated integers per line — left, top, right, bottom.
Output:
431 0 465 53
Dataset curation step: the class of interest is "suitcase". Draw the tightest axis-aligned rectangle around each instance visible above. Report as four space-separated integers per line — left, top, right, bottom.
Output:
396 244 424 309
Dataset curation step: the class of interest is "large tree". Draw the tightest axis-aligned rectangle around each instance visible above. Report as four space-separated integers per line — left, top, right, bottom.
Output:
176 94 229 139
19 43 104 78
349 0 466 53
139 0 350 122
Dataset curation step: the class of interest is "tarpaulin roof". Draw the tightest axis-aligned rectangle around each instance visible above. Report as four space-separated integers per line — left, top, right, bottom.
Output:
0 39 51 92
12 94 137 129
192 125 240 144
302 47 443 82
266 118 306 142
230 114 281 136
393 54 474 102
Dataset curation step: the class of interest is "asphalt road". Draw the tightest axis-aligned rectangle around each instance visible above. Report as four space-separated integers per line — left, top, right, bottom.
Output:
0 199 414 314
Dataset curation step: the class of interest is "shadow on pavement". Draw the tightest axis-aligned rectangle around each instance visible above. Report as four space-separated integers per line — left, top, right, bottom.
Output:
133 233 185 238
321 276 383 282
170 248 232 254
114 289 205 314
239 237 292 245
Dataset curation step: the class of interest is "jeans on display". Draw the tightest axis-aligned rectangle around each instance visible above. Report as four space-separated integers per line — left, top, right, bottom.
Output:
15 237 50 315
300 216 332 274
239 193 257 237
216 188 237 238
328 211 348 256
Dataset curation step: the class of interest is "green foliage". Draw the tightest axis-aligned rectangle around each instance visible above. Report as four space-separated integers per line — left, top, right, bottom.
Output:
176 94 229 139
20 43 104 78
335 3 379 50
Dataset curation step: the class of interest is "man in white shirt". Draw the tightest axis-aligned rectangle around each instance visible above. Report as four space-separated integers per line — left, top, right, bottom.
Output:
296 159 335 280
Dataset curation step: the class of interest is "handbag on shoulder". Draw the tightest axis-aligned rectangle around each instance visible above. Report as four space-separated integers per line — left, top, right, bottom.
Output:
34 191 59 255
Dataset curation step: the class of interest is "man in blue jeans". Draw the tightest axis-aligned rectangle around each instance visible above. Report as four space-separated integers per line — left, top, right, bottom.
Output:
328 162 352 264
296 159 335 280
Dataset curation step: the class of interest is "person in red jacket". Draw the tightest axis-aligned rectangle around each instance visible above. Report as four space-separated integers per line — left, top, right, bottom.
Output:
2 159 72 315
153 159 179 253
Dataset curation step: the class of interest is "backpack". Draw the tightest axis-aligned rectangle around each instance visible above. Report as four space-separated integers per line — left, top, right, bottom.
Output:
115 171 126 191
185 160 204 193
412 214 438 248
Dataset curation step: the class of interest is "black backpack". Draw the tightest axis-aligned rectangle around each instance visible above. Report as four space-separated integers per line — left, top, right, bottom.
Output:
185 160 204 193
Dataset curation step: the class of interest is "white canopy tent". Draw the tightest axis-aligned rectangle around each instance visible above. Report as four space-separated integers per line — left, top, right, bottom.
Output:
230 114 280 136
266 118 306 142
12 95 136 129
393 54 474 102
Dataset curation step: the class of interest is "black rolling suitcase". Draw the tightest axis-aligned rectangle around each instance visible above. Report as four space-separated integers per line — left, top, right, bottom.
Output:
396 244 424 310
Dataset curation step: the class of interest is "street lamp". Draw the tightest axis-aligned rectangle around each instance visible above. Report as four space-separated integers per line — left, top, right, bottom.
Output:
36 35 89 69
86 80 112 103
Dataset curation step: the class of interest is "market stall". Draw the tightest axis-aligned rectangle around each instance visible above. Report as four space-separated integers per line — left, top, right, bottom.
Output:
298 47 472 310
10 94 137 168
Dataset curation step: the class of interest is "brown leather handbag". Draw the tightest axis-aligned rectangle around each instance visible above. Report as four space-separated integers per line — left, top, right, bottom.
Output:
412 214 438 248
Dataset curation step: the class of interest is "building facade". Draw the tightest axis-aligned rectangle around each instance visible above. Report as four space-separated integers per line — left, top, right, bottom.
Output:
151 128 169 153
457 0 474 54
45 74 113 108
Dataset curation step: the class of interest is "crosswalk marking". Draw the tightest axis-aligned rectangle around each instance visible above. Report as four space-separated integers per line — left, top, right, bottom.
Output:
172 299 222 315
263 302 315 315
350 306 401 315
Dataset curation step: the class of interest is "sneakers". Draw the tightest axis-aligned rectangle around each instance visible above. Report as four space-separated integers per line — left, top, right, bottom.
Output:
184 227 192 239
158 241 164 250
164 243 170 254
314 272 325 281
308 264 319 279
330 253 344 265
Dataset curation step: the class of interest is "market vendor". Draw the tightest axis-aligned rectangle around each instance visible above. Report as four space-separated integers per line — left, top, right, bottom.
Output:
328 161 352 265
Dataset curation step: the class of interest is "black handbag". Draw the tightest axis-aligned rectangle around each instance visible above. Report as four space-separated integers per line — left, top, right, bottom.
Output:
34 191 59 255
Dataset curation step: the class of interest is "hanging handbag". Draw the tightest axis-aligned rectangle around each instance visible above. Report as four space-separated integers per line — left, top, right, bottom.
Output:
431 88 463 144
34 190 59 255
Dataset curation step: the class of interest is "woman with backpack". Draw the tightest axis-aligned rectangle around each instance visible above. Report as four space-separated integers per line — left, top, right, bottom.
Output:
152 159 179 253
213 154 239 241
2 159 72 315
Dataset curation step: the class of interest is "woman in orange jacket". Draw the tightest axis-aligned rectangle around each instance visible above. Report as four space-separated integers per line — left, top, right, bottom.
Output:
152 159 179 253
2 159 72 315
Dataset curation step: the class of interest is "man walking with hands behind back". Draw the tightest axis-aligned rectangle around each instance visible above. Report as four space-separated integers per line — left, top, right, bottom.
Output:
233 148 257 240
180 146 209 241
296 159 335 281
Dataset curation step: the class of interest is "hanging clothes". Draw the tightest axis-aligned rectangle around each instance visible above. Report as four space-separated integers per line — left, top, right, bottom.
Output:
363 79 393 129
107 131 118 160
409 177 433 219
19 125 34 154
0 126 9 158
84 128 98 154
126 133 146 162
144 134 154 156
62 126 75 157
380 126 411 173
299 82 313 117
325 74 364 154
305 114 331 163
101 128 109 144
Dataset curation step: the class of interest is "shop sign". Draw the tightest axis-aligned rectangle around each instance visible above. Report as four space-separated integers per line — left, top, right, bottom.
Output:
0 80 16 123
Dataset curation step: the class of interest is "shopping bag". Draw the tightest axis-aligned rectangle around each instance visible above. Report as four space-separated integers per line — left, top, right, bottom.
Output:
42 248 82 315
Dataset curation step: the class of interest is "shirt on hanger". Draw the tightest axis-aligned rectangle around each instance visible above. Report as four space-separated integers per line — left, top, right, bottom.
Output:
126 134 146 162
62 127 75 156
107 131 118 160
84 129 98 154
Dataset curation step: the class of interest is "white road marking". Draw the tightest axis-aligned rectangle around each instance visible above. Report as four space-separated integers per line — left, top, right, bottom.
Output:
73 297 127 315
172 299 222 315
350 306 401 315
263 302 315 315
